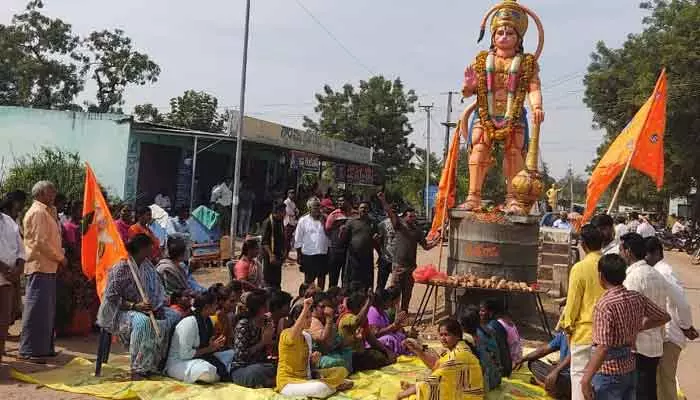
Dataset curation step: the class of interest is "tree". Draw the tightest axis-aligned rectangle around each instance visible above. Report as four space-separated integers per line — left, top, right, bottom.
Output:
165 90 224 132
0 147 85 201
83 29 160 113
0 0 84 109
386 148 440 213
303 76 417 179
584 0 700 214
133 103 165 123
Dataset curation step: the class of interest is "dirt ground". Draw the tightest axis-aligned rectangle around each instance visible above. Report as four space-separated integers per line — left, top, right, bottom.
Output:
1 247 698 399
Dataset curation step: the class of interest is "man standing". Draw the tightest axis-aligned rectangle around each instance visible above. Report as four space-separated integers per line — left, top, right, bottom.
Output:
591 214 619 255
614 216 628 241
237 181 256 236
581 254 670 400
636 216 656 238
378 193 439 312
376 203 398 291
294 197 329 288
619 232 669 400
284 189 299 258
644 237 697 400
0 191 27 327
559 224 604 400
627 212 640 235
340 202 378 291
0 193 26 370
20 181 66 362
261 202 287 289
325 195 350 288
210 177 233 232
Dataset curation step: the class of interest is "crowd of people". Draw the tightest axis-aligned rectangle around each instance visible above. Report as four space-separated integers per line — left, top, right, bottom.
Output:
1 179 698 400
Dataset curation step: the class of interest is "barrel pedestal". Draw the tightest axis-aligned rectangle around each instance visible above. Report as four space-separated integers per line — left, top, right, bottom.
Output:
447 209 540 283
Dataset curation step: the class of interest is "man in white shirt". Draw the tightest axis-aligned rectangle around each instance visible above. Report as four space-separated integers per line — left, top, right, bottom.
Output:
644 237 697 400
553 211 571 231
619 232 672 400
614 216 628 241
627 212 641 234
0 193 26 367
591 214 619 255
284 189 299 256
294 197 328 287
636 216 656 238
671 217 687 235
154 191 171 211
210 178 233 232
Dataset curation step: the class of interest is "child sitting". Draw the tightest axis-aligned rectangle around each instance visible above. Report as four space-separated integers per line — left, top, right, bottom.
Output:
169 289 193 318
480 299 512 377
497 310 523 368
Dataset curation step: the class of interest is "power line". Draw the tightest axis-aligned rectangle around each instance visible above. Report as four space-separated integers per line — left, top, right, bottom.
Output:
294 0 375 76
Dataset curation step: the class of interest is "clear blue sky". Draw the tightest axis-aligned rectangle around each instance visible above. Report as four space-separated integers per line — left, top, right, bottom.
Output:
2 0 646 179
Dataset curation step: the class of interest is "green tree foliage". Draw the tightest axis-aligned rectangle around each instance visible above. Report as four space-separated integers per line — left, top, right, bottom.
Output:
1 147 85 201
303 76 417 179
0 1 158 112
584 0 700 212
133 90 226 133
165 90 224 132
133 103 165 123
0 0 84 109
83 29 160 113
386 148 440 212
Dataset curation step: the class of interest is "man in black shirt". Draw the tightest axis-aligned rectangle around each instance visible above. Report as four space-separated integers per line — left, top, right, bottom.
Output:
378 193 439 311
340 201 378 291
325 196 351 288
261 202 286 289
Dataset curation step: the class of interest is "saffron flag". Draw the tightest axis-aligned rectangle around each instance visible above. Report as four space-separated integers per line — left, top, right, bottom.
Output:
81 163 128 300
583 69 667 222
428 122 461 241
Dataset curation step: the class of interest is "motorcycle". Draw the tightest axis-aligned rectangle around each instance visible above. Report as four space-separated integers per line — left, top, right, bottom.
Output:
657 229 689 252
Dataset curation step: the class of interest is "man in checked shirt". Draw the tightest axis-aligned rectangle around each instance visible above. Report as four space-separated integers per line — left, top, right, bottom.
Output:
581 254 670 400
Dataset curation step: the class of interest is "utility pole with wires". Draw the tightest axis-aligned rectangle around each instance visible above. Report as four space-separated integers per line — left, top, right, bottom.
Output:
441 92 458 161
419 103 434 219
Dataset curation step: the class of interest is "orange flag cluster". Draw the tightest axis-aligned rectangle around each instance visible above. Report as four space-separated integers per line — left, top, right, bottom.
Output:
427 122 461 241
583 69 667 222
81 163 128 300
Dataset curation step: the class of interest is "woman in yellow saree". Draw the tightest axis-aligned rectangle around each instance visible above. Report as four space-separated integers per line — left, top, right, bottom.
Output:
398 318 485 400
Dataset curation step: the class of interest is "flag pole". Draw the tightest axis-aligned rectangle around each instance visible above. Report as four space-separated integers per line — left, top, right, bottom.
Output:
606 152 634 214
127 257 161 337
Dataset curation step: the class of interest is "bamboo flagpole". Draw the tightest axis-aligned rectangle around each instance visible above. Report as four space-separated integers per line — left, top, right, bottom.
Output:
606 151 634 214
126 257 161 337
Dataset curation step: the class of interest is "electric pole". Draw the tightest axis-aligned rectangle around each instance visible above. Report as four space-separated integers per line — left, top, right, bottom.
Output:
442 92 458 161
419 103 434 219
569 161 574 213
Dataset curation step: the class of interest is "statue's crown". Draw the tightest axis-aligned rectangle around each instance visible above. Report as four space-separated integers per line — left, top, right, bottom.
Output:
491 0 528 38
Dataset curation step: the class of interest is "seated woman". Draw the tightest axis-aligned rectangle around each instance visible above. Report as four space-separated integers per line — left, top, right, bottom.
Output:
165 288 235 383
210 281 242 348
156 236 191 298
268 289 293 358
168 289 193 318
97 234 181 379
367 287 411 355
229 290 277 388
461 306 501 391
308 292 352 371
276 297 353 398
337 291 396 372
399 318 485 400
233 238 264 287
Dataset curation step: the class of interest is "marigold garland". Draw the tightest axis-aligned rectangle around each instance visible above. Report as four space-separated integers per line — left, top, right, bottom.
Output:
474 50 535 141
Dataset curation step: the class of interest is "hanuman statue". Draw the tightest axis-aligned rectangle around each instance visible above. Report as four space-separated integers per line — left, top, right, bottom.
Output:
459 0 545 214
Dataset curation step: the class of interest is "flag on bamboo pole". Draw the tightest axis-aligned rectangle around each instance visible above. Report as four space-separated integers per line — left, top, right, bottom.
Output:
427 122 461 241
81 163 128 300
583 69 667 222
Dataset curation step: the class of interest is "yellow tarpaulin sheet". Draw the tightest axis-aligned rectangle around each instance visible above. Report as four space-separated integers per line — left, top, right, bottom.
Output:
12 355 552 400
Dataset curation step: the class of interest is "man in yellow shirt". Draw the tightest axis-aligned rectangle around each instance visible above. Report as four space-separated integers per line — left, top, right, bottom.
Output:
559 224 604 400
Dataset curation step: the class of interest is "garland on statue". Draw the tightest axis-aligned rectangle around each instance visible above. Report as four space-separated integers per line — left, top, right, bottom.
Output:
474 50 535 141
